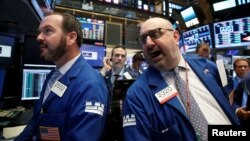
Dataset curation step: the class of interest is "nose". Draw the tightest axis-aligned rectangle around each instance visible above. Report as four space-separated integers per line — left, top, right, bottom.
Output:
145 36 155 45
36 33 43 43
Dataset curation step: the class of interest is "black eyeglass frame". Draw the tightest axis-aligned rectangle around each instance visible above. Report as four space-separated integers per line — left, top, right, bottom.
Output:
138 28 174 45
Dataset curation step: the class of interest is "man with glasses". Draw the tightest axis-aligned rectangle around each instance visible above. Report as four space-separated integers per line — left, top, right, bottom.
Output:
122 17 239 141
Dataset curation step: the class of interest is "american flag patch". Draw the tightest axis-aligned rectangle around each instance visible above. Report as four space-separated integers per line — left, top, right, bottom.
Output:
40 126 60 141
85 101 105 116
123 114 136 127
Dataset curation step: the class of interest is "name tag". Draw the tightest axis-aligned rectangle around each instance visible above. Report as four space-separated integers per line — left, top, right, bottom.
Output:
155 85 178 104
51 81 67 97
124 72 133 79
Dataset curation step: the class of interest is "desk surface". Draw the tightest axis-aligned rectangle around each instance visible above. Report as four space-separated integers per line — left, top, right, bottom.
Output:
0 108 33 140
8 108 33 126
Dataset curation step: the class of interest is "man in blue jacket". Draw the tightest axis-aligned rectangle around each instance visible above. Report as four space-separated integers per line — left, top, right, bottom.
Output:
232 74 250 126
15 12 109 141
122 17 239 141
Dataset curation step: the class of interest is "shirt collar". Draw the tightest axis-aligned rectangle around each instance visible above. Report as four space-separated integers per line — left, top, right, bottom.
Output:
57 53 81 75
160 55 190 77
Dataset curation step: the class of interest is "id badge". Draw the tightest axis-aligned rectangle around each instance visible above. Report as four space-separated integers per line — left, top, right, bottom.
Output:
51 81 67 97
155 84 178 104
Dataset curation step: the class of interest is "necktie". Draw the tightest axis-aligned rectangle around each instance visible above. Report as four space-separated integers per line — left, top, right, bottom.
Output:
113 74 120 86
43 69 62 103
173 68 208 141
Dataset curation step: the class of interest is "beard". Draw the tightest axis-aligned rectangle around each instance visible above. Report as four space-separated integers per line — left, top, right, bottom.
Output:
42 36 67 62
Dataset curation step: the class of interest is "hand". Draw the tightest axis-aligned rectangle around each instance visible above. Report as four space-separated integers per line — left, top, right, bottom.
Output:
100 57 112 76
236 107 250 120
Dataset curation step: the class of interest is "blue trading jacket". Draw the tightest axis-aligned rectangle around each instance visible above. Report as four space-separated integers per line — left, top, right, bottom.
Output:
15 55 109 141
122 55 239 141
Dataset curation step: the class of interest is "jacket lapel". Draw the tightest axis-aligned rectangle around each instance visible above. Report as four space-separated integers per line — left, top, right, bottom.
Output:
42 55 85 106
147 67 189 120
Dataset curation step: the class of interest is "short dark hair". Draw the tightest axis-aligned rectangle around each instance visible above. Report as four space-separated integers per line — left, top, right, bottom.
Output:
44 12 83 47
132 53 144 63
111 45 127 57
195 42 209 53
233 58 250 69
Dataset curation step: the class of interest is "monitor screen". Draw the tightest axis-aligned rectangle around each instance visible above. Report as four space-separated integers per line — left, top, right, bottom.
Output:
80 44 106 68
213 16 250 49
182 24 212 53
23 35 55 68
0 35 16 67
124 24 140 50
237 0 250 6
0 68 6 99
180 6 199 28
212 0 236 12
216 54 232 69
225 49 240 55
21 68 52 100
76 16 105 42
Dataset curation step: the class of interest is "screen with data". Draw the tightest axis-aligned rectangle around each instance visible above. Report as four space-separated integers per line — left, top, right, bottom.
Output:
0 68 6 99
213 16 250 48
182 24 212 52
0 35 16 67
180 6 200 28
22 68 52 100
76 16 105 42
80 44 106 68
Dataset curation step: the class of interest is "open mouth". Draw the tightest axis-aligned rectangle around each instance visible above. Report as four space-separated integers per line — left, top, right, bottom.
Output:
151 51 161 58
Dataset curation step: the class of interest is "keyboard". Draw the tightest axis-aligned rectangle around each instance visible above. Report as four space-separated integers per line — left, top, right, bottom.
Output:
0 110 22 120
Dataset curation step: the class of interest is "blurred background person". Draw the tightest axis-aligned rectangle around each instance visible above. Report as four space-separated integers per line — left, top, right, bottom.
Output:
195 42 210 59
126 52 145 79
232 75 250 126
100 45 134 141
100 45 132 92
231 58 250 89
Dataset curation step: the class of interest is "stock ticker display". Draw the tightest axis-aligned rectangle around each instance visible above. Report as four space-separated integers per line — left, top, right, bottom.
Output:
182 24 212 52
213 16 250 48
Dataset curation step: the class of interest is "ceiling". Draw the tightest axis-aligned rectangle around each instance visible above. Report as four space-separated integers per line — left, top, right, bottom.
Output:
0 0 41 38
0 0 198 38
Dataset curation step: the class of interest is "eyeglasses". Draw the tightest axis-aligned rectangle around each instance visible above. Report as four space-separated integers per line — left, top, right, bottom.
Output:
138 28 174 45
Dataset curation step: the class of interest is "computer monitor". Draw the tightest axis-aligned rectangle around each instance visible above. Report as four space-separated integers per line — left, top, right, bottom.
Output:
23 35 55 68
212 0 236 12
213 16 250 49
0 35 16 67
180 6 199 28
21 68 52 100
216 54 233 70
0 68 6 99
76 16 105 42
182 24 212 53
80 44 106 68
